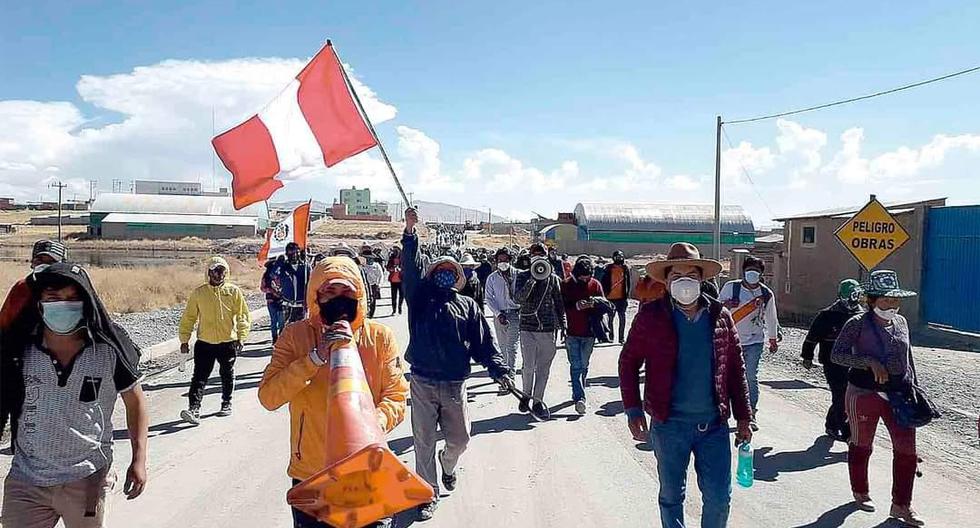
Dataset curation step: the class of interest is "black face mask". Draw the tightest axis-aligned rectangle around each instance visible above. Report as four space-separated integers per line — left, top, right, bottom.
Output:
614 258 625 264
319 296 359 324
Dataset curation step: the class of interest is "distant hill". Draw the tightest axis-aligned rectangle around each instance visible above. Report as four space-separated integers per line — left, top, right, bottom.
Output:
401 200 510 224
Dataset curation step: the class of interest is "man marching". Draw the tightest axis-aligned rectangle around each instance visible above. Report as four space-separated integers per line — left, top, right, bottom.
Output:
258 257 408 528
720 256 778 430
178 257 251 424
401 208 513 521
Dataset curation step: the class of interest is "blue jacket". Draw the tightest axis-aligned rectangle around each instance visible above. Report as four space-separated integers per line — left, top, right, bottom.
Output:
402 230 507 381
275 259 311 307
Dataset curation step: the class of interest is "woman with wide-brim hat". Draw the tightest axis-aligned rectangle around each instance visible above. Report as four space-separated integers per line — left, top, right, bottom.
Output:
831 270 925 526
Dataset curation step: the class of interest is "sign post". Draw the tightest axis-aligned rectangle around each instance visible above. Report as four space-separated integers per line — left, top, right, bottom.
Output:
834 194 911 271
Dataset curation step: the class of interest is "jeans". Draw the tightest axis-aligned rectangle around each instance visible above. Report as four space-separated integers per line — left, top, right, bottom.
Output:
846 385 917 507
410 376 470 497
268 302 284 343
290 481 392 527
520 331 558 401
493 311 521 371
188 340 237 409
565 336 595 402
607 298 628 342
742 343 764 412
650 419 732 528
823 362 850 438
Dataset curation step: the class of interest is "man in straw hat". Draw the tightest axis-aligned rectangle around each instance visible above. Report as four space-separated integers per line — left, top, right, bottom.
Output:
619 242 752 528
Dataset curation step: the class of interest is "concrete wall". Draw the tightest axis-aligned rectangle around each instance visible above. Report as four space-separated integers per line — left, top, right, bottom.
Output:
781 206 927 326
101 222 256 240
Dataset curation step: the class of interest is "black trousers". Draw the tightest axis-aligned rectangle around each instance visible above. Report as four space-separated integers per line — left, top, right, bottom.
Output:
391 283 403 313
368 285 381 318
823 362 850 438
188 341 237 408
607 298 628 341
283 305 305 325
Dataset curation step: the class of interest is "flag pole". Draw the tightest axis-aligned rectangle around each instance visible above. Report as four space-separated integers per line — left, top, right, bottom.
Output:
330 40 413 208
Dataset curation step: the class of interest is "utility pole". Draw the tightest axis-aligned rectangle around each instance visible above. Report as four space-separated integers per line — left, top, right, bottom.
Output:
713 115 723 260
88 180 97 202
49 181 68 241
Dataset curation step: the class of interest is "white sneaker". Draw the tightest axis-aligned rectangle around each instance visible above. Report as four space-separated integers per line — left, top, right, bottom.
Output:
180 408 201 425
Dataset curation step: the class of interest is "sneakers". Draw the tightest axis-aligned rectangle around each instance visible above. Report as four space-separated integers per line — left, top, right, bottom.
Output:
574 399 587 415
853 493 876 512
180 408 201 425
217 401 233 417
750 420 760 432
416 501 438 521
518 398 531 414
531 401 551 421
438 449 457 493
498 384 510 396
890 505 925 527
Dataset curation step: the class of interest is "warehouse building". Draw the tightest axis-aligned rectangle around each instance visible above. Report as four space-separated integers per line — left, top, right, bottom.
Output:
88 193 266 239
549 202 754 257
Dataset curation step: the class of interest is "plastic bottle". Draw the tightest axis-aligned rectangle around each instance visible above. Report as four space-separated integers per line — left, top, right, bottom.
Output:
736 442 754 488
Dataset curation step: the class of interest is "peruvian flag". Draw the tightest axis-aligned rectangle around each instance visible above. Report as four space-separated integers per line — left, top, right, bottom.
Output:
213 42 378 210
258 202 312 262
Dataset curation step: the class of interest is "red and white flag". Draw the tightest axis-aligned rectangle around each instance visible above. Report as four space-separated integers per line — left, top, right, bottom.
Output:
213 42 378 210
258 202 312 262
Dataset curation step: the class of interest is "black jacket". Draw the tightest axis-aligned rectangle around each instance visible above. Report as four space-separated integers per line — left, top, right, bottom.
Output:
0 263 141 448
459 273 485 310
802 299 864 364
590 297 615 343
401 231 507 381
601 263 633 300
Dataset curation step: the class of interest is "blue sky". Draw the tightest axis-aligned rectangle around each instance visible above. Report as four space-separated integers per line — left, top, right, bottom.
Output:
2 1 979 223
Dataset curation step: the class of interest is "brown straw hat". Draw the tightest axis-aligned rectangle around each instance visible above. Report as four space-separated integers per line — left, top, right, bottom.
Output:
646 242 723 281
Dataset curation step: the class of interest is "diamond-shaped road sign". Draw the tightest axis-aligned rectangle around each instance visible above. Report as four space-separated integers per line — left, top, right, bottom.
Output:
834 198 911 271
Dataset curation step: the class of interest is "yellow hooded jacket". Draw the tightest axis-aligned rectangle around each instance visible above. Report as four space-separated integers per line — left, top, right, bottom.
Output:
178 256 252 345
258 256 409 481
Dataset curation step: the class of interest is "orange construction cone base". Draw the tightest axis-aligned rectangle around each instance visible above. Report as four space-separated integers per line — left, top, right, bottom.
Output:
287 444 435 528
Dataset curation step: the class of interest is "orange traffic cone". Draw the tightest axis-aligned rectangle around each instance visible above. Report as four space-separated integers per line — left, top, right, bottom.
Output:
287 326 434 528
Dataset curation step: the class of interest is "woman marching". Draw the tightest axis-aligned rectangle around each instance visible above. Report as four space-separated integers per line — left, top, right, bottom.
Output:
831 270 930 527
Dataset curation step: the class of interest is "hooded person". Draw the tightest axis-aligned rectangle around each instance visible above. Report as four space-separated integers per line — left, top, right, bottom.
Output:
178 256 252 424
0 262 149 526
258 257 409 528
400 208 513 521
802 278 865 442
276 242 313 324
560 257 606 415
0 239 68 331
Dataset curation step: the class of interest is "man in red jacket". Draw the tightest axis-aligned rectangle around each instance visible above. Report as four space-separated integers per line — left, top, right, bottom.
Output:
560 257 605 415
619 242 752 528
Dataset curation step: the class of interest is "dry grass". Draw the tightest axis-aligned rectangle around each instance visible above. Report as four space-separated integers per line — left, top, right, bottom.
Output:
0 257 263 314
467 233 533 248
0 210 46 224
312 219 421 240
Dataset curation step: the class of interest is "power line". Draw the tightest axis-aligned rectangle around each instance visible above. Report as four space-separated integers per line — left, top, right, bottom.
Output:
721 127 776 220
726 64 980 125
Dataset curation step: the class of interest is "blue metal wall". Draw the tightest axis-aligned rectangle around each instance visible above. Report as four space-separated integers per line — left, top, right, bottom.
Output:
922 206 980 332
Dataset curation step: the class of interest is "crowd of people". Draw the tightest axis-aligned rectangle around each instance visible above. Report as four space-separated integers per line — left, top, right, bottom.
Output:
0 218 935 527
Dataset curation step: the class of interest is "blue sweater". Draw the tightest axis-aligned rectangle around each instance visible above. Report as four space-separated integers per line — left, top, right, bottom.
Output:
669 307 720 423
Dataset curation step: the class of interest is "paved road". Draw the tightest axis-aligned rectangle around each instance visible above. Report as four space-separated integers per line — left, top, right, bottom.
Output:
3 302 978 527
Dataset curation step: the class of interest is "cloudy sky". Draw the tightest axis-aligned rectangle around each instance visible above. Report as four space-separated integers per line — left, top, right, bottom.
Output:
2 1 979 224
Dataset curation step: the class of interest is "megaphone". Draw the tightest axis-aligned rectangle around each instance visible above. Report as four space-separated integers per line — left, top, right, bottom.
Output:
530 257 553 281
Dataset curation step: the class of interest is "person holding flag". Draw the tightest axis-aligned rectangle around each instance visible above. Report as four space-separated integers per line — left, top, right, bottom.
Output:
720 256 779 431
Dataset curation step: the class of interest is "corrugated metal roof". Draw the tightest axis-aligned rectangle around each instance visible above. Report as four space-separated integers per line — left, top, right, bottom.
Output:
91 193 265 218
574 203 754 234
774 198 946 221
102 213 258 226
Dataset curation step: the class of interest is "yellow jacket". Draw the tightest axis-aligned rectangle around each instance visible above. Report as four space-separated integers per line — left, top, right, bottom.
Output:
258 257 409 481
178 256 252 345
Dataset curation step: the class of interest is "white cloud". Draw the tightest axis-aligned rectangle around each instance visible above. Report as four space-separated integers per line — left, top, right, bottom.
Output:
664 174 703 190
823 127 870 183
461 148 574 193
721 140 775 186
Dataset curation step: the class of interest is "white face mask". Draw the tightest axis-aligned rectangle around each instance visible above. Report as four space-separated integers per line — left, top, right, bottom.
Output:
874 306 900 321
670 277 701 306
497 262 511 272
744 270 761 285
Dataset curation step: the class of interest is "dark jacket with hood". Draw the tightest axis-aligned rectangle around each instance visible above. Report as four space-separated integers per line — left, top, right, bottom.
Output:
274 257 311 307
401 230 507 381
0 263 141 449
802 299 864 364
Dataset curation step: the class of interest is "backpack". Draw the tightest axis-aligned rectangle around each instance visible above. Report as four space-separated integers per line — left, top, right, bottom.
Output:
729 281 773 308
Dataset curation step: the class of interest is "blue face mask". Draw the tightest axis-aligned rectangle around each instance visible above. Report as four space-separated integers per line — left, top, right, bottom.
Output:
433 269 457 289
41 301 85 334
463 268 474 279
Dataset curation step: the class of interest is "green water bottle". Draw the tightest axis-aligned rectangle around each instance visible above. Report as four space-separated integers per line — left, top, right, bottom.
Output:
736 441 754 488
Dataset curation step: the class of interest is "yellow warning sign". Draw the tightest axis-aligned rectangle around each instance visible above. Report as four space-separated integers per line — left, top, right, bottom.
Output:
835 198 911 270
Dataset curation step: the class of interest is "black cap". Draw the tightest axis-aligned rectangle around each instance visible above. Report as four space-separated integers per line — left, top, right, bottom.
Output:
32 239 67 262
